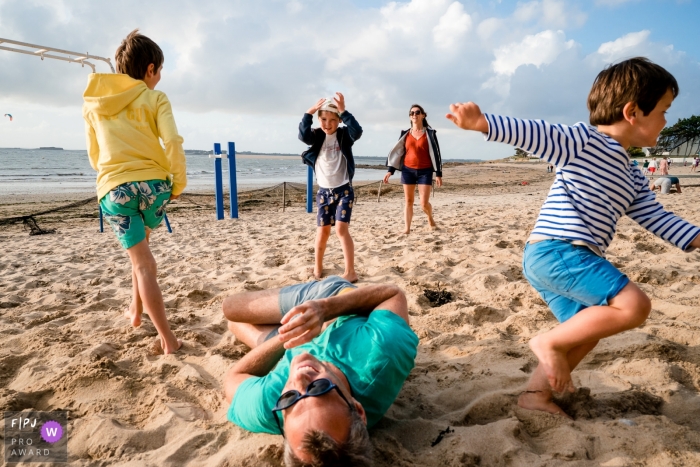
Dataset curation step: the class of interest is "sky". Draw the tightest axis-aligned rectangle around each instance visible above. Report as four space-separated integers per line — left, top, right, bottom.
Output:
0 0 699 159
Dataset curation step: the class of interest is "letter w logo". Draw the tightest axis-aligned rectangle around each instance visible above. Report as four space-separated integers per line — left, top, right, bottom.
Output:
46 427 58 437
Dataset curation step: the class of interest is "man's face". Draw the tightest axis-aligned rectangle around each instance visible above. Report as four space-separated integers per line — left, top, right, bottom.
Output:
630 88 674 148
319 112 340 135
280 353 363 461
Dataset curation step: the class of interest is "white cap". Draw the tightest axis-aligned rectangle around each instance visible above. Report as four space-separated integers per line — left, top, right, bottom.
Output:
318 98 341 116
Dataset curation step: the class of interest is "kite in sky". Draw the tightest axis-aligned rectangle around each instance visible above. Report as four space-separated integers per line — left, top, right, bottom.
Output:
3 114 12 121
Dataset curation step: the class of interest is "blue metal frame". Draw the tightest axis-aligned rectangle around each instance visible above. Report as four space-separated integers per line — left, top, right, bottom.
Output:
306 165 313 213
213 143 224 220
228 142 238 218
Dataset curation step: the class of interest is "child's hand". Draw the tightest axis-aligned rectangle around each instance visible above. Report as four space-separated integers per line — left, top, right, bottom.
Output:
333 92 345 114
306 98 325 115
446 102 489 133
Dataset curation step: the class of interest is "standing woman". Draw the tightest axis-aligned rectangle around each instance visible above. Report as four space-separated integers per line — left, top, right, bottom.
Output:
384 104 443 234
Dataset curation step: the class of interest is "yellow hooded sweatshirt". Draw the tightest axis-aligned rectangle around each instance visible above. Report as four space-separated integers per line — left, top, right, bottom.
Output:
83 73 187 200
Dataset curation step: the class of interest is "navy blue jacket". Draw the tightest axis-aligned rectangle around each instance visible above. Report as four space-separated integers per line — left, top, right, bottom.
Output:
298 111 363 182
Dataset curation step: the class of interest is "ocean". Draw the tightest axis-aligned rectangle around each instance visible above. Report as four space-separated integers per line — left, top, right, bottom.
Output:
0 148 389 195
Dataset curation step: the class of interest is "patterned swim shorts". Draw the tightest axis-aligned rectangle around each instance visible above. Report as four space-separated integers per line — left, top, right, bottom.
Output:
316 183 354 227
99 179 172 249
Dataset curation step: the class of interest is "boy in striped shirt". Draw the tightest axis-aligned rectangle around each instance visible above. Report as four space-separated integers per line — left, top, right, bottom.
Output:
446 57 700 417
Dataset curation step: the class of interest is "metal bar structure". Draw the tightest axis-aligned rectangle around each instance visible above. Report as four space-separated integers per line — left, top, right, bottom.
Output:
0 37 114 73
163 213 173 233
213 143 225 220
227 142 239 219
210 142 238 220
306 165 314 213
99 206 104 232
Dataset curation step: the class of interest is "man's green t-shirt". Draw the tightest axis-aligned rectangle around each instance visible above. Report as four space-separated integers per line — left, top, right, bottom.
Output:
227 310 419 434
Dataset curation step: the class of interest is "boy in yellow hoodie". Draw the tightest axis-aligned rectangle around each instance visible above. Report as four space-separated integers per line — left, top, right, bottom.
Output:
83 29 186 354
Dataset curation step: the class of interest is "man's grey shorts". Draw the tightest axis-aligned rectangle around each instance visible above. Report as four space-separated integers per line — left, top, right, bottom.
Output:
266 276 357 341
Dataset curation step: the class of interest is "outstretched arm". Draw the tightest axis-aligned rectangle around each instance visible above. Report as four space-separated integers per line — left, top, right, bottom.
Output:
223 337 286 404
277 284 408 348
446 101 590 168
445 102 489 133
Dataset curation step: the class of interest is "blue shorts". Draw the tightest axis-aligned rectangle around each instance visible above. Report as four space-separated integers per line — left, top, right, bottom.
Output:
266 276 357 341
317 184 354 227
401 167 433 185
522 240 629 323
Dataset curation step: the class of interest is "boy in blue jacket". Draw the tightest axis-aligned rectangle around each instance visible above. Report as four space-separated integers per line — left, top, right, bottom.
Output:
299 93 363 283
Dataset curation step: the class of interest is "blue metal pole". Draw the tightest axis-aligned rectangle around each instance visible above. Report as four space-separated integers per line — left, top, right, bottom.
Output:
163 213 172 233
306 165 314 213
228 142 238 219
214 143 224 220
99 205 104 232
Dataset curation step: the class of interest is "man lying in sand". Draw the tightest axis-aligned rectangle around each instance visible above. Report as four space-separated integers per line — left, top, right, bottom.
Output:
446 57 700 417
650 176 682 194
222 277 418 466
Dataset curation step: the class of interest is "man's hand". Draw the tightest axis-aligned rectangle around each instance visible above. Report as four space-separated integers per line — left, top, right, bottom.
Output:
306 98 325 115
383 172 392 184
333 92 345 114
445 102 489 133
435 176 443 188
278 300 327 349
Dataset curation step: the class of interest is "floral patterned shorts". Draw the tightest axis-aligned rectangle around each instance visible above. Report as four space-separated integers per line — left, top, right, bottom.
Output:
316 183 354 227
99 179 172 249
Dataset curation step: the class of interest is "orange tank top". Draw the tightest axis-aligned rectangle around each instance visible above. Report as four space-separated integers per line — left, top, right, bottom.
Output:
404 132 432 170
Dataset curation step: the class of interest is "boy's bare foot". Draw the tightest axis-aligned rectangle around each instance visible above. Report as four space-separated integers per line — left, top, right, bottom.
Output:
518 391 572 419
429 223 439 231
124 302 142 327
529 335 575 393
342 271 358 283
311 267 323 280
401 228 410 235
149 336 183 355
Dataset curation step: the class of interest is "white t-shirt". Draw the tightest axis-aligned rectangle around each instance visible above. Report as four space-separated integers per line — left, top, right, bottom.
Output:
649 159 657 169
315 132 349 189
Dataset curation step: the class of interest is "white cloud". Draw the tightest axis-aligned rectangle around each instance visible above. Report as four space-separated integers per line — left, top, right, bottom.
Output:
492 30 575 75
594 0 640 6
596 30 650 63
476 17 503 41
512 0 586 29
432 2 472 49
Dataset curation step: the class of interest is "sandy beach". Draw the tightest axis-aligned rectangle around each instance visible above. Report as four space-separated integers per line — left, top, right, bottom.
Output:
2 162 700 466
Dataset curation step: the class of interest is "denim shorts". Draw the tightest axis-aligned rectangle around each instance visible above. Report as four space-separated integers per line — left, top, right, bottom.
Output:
317 183 354 227
99 179 171 249
265 276 357 341
401 167 433 185
522 240 629 323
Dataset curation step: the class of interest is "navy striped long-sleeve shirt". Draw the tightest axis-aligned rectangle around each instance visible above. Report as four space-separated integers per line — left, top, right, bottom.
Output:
484 113 700 256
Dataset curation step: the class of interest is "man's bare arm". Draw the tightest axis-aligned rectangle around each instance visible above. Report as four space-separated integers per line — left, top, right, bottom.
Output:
223 337 285 404
277 284 408 348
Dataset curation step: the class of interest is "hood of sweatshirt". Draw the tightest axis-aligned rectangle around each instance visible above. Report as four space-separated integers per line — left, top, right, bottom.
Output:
83 73 149 116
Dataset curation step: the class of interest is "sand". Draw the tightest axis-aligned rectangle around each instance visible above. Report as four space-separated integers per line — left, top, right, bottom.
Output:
2 162 700 466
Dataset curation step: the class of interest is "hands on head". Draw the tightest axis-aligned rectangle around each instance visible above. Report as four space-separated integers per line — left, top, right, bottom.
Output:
307 92 346 115
445 102 489 133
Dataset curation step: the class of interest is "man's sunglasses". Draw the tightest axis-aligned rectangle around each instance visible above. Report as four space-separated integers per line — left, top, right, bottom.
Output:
271 378 353 437
409 110 423 116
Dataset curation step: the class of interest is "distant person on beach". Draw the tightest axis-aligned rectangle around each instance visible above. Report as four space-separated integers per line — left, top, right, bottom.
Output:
642 159 649 174
83 29 186 354
658 156 669 175
299 93 362 283
648 157 657 176
383 104 443 234
222 278 417 467
446 57 700 417
691 156 699 172
650 176 682 194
